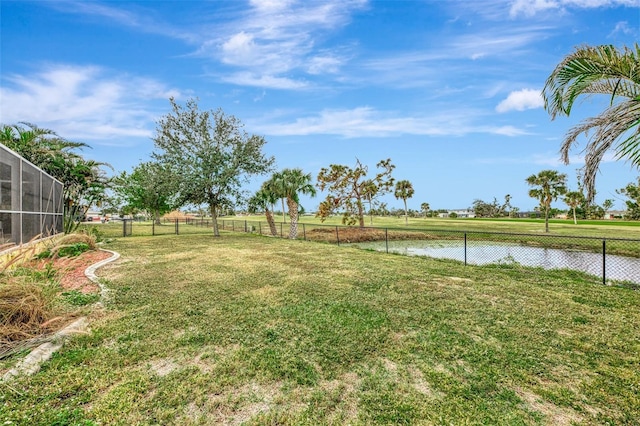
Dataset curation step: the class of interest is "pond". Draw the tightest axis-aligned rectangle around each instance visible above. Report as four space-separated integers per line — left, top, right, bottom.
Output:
350 240 640 284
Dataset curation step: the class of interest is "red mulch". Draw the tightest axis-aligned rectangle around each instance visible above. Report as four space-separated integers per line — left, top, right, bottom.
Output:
31 250 112 294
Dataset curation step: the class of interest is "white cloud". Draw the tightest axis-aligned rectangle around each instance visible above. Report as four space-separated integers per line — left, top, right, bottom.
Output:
510 0 638 17
220 72 308 90
0 64 179 143
307 55 343 74
250 107 529 138
496 89 543 113
609 21 634 36
209 0 366 88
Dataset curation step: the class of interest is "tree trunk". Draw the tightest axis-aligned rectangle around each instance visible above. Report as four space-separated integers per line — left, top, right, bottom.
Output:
265 208 277 236
287 197 299 239
211 204 220 237
544 206 549 233
403 199 408 225
572 207 577 225
356 198 365 228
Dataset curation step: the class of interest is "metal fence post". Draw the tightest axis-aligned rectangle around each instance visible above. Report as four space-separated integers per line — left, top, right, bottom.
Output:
123 219 126 237
303 223 306 241
336 226 340 246
175 218 179 235
385 228 388 253
280 222 283 238
259 222 262 235
152 220 155 236
245 220 247 233
464 232 467 266
602 239 606 285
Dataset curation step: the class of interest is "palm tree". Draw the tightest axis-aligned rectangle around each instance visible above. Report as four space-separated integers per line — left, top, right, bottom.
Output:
420 202 430 218
394 180 414 225
362 179 379 225
268 171 288 224
563 190 584 225
1 123 111 233
543 43 640 202
276 168 316 239
248 184 279 236
526 170 567 233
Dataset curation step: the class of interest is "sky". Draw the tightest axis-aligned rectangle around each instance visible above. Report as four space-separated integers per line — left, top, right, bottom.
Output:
1 0 639 212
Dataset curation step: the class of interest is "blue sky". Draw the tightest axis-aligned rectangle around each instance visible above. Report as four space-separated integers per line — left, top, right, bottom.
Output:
1 0 639 212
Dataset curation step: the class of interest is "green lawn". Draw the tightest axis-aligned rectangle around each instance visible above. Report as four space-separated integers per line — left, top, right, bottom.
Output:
2 233 639 424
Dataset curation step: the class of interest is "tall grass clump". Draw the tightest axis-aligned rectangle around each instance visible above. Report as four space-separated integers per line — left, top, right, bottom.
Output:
0 232 97 358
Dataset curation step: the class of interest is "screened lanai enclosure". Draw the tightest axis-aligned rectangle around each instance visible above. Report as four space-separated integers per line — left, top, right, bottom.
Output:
0 143 64 246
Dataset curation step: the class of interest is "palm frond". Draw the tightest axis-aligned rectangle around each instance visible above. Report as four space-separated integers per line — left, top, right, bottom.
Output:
544 44 640 119
561 99 640 201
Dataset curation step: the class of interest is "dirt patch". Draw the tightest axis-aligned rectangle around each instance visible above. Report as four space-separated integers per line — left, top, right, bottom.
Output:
58 250 112 293
305 227 438 243
149 358 178 377
515 387 583 425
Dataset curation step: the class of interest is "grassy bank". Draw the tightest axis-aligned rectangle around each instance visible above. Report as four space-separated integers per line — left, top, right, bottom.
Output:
293 215 640 239
3 233 638 424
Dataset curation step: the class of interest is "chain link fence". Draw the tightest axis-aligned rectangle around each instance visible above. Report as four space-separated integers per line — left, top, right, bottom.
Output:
219 219 640 286
91 218 640 286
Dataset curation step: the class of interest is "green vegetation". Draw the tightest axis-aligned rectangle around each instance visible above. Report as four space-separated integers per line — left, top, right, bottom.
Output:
317 158 395 227
543 43 640 202
1 123 111 233
2 233 639 424
152 97 275 237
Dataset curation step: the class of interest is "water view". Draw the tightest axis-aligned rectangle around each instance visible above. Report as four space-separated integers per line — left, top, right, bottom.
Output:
352 240 640 284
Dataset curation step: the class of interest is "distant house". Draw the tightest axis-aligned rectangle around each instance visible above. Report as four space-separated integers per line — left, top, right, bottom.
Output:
438 209 476 218
604 210 626 220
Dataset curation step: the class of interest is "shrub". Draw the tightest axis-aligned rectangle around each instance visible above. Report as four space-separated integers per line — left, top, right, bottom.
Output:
57 243 90 258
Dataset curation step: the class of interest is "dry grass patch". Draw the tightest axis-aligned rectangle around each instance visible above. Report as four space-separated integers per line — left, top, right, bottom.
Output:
515 387 583 425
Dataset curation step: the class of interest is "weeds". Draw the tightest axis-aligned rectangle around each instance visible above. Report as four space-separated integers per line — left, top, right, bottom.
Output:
62 290 100 306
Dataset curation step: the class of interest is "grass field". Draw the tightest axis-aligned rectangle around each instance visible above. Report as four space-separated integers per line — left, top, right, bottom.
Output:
2 232 639 424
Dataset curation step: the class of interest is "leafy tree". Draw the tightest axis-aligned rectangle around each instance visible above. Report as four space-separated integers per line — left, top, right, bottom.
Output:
316 158 395 227
273 168 316 239
543 44 640 202
394 180 414 225
563 190 584 225
472 195 511 218
526 170 567 232
113 161 177 225
617 177 640 220
472 199 499 218
420 202 430 218
152 98 274 237
60 157 111 233
602 199 614 213
248 183 279 236
1 122 111 233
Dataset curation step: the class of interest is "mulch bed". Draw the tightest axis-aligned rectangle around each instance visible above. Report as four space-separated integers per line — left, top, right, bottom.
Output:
30 249 112 294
